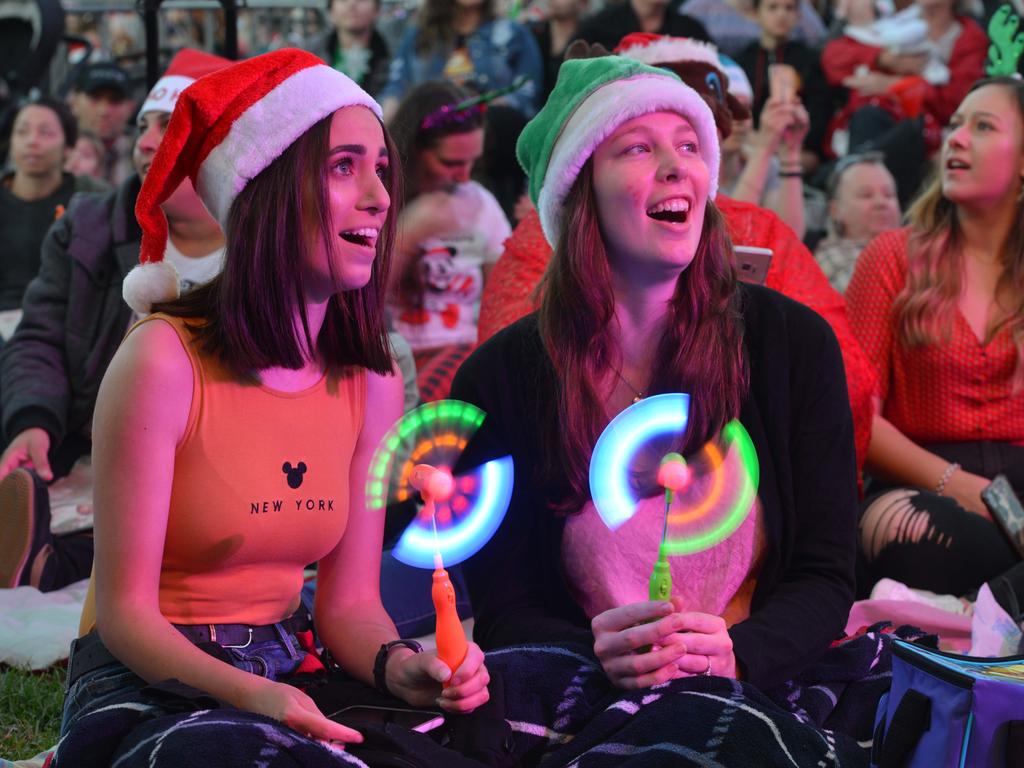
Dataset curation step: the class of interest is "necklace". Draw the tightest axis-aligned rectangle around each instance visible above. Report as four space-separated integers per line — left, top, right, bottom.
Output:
614 368 645 403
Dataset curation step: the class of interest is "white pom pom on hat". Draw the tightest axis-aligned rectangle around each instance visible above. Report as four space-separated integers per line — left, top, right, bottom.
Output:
122 261 181 317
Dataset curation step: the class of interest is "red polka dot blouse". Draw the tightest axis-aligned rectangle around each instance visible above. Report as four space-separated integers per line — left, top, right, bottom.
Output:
847 228 1024 446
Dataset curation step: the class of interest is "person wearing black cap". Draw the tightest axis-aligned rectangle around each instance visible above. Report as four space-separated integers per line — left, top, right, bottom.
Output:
68 62 135 185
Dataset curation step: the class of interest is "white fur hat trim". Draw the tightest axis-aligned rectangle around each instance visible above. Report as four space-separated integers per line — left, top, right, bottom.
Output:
618 37 721 70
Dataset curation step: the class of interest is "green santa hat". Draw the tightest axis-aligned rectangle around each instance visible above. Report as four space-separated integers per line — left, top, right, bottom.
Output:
517 55 720 248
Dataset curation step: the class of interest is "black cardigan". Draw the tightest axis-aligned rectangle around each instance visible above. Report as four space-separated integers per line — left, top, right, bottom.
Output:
449 284 858 690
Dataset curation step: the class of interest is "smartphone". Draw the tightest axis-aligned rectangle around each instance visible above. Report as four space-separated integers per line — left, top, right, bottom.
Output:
982 475 1024 559
768 63 798 102
329 705 445 733
734 245 773 286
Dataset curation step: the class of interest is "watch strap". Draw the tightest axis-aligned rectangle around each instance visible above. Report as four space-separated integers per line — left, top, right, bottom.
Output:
373 639 423 695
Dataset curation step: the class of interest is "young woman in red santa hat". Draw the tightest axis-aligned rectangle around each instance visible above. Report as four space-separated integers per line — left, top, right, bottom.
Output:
56 49 489 765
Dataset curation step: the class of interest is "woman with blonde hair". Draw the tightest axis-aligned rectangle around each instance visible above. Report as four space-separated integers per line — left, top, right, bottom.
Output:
847 76 1024 598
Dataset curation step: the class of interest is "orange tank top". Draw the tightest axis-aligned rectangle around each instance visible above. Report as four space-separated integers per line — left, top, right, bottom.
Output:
80 314 365 631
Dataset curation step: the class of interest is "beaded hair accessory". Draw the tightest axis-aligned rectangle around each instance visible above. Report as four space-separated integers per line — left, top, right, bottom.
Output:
419 75 530 131
986 4 1024 78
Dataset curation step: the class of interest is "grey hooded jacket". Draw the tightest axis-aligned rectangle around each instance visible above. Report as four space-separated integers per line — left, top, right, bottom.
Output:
1 175 141 449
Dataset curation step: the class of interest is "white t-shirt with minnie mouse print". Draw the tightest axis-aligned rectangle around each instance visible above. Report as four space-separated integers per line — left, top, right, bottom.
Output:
393 181 511 351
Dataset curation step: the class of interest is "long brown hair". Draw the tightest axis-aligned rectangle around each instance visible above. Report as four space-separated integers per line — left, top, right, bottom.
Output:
538 161 748 512
896 77 1024 387
155 110 401 381
415 0 495 55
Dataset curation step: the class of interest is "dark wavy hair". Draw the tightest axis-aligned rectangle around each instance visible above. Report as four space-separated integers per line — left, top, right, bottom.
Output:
154 110 401 381
538 160 748 512
898 76 1024 388
387 80 484 199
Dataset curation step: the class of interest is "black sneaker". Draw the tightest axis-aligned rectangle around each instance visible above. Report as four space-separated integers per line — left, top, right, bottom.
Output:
0 468 53 588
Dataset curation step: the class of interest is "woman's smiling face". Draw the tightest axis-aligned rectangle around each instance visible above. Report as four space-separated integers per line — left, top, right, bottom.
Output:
942 84 1024 210
303 106 391 301
591 111 710 282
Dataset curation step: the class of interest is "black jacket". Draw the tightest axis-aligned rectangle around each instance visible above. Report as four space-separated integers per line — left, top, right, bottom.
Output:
574 0 711 51
449 284 858 690
305 28 391 98
1 176 140 456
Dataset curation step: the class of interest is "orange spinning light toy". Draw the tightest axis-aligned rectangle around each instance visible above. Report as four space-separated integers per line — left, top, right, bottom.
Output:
409 464 467 679
366 400 514 684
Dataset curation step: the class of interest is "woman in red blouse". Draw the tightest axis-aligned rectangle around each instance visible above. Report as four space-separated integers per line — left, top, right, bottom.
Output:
847 77 1024 597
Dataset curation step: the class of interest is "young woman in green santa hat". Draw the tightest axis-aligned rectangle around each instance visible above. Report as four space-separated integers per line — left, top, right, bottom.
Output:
451 52 858 703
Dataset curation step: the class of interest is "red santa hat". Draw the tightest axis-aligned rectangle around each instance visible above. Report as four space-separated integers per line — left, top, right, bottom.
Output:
125 47 382 315
613 32 721 70
138 48 232 116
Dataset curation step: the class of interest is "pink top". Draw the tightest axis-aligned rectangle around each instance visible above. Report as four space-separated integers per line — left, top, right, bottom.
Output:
562 440 765 626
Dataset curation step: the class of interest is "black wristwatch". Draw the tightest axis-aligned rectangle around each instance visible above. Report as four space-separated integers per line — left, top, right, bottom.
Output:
373 639 423 695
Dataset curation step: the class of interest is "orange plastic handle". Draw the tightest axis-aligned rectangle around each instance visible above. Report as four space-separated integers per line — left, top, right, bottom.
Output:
432 567 468 686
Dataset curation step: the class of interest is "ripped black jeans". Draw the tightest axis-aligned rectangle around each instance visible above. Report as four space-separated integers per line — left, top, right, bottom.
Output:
857 441 1024 598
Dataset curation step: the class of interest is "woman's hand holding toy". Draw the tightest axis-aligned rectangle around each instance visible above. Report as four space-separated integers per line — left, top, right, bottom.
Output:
592 601 690 689
664 597 737 679
387 642 491 713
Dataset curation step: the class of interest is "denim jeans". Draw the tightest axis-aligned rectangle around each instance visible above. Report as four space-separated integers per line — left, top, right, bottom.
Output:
61 624 309 738
379 18 543 116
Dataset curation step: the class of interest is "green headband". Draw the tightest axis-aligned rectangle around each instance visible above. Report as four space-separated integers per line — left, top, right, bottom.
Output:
986 3 1024 77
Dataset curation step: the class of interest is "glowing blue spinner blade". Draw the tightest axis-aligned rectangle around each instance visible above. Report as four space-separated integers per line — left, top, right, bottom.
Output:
589 393 690 530
393 455 515 569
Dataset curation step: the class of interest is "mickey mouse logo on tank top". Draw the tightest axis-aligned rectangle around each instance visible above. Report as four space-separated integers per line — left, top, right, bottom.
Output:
283 461 307 489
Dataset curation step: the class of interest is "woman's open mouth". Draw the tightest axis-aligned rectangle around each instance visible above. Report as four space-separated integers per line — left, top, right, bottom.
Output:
646 197 691 225
339 228 379 248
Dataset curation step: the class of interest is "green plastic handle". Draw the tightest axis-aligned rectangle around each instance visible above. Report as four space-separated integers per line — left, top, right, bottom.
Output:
648 547 672 602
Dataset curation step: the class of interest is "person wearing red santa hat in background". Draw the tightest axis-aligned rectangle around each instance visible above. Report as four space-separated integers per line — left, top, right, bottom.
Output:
55 48 489 763
478 33 876 487
0 49 230 594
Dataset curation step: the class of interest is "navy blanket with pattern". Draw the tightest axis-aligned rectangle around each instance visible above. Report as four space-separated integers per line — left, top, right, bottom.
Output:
50 624 929 768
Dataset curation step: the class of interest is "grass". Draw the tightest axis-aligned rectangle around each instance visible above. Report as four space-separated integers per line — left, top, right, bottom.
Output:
0 665 65 760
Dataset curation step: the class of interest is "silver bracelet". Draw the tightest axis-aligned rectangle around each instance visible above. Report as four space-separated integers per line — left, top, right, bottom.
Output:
935 462 961 495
